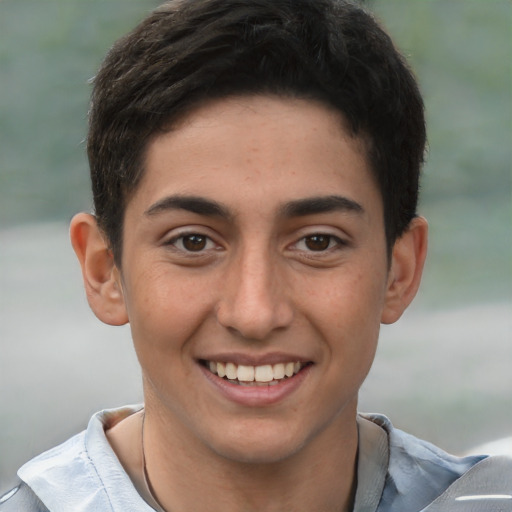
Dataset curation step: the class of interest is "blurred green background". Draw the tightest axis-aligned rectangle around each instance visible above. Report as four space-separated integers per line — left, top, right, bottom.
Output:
1 0 510 305
1 0 511 491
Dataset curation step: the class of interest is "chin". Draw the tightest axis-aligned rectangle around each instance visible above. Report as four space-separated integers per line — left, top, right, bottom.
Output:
214 441 302 465
207 421 310 465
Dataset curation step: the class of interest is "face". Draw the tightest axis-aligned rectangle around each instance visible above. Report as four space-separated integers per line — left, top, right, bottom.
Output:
117 96 395 464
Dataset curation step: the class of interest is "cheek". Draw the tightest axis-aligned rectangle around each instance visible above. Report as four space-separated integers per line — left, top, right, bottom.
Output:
310 266 387 319
304 267 386 361
123 265 216 353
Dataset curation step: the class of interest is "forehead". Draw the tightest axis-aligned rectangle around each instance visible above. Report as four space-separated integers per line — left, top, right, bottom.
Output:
164 95 368 162
131 95 380 221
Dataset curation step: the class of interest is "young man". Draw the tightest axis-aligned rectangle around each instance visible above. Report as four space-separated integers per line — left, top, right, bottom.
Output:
2 1 510 511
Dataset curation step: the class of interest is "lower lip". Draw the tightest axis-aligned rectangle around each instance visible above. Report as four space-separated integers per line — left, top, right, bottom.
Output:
199 363 312 407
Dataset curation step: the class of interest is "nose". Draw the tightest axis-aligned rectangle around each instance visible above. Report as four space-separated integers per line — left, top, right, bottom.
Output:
215 247 294 341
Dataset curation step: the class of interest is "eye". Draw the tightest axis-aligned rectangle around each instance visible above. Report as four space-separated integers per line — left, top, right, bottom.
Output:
304 235 332 251
297 234 344 252
168 233 216 252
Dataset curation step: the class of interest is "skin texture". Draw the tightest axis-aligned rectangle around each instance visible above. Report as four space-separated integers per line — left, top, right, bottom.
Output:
71 96 427 512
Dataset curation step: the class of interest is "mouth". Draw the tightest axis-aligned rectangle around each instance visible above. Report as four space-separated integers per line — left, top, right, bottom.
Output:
200 360 312 386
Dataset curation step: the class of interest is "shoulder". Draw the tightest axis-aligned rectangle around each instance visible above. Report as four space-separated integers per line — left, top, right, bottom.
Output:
11 405 149 511
419 454 512 511
361 414 488 511
11 429 96 511
377 414 485 475
0 481 49 511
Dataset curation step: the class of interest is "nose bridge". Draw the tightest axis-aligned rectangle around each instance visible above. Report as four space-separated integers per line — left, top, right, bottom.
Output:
216 240 293 339
238 244 276 307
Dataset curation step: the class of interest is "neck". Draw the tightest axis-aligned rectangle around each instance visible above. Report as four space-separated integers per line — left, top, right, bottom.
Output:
143 404 358 512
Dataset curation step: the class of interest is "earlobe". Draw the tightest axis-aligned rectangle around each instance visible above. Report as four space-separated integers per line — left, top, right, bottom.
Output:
381 216 428 325
69 213 128 326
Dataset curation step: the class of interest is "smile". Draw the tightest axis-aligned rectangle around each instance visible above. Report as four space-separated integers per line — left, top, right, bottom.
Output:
202 360 309 386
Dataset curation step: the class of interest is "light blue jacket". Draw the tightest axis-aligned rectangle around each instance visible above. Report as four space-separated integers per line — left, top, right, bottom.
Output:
0 406 489 511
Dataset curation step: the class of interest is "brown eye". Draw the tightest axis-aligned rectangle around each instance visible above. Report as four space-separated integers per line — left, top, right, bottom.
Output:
304 235 331 251
182 234 207 251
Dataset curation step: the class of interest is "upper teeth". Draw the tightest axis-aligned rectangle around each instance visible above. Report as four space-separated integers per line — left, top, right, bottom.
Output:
207 361 303 382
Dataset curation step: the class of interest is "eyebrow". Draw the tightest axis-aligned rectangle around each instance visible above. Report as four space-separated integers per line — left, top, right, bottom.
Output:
144 195 232 219
144 194 364 220
279 195 364 218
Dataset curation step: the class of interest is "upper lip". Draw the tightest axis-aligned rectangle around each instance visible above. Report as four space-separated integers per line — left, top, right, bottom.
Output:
198 352 313 366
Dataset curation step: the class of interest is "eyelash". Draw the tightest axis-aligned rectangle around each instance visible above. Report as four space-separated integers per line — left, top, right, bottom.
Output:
293 234 346 253
165 231 346 255
165 232 219 253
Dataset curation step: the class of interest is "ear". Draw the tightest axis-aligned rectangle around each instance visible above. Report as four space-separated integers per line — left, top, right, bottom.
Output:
381 216 428 324
69 213 128 326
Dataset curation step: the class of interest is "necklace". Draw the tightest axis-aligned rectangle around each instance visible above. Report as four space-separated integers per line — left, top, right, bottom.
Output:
141 411 168 512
